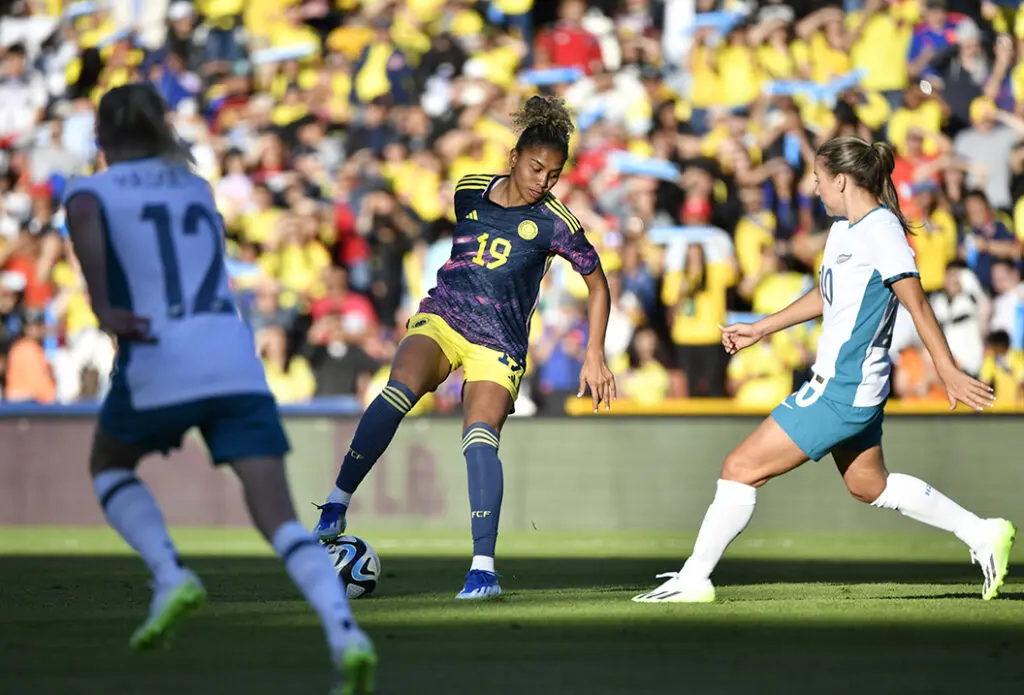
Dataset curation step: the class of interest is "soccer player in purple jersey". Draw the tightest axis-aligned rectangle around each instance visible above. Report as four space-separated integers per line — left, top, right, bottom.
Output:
314 96 616 598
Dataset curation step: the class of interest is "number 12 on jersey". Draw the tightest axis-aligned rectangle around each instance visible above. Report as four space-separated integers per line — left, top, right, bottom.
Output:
140 203 235 318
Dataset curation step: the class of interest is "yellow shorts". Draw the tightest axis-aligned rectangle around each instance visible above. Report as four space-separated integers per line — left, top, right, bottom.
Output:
404 312 525 402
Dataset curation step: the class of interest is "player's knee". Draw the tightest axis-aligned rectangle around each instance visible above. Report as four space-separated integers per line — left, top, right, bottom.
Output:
721 450 763 487
384 370 430 400
847 478 886 505
89 431 140 477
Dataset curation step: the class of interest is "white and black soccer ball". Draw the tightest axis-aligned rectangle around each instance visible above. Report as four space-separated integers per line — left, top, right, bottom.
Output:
324 535 380 599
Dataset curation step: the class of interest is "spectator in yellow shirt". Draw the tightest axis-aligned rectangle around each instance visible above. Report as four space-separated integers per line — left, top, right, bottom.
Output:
794 7 851 84
619 327 671 406
909 187 958 294
663 242 735 398
258 325 316 403
979 330 1024 408
725 333 795 410
734 185 777 284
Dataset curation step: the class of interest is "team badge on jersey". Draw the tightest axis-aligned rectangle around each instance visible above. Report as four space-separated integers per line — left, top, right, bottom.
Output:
517 220 538 240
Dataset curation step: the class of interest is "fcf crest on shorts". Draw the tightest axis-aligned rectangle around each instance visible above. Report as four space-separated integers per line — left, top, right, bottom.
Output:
517 220 538 240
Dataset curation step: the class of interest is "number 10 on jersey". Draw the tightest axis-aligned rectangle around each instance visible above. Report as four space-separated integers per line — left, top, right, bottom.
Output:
472 234 511 270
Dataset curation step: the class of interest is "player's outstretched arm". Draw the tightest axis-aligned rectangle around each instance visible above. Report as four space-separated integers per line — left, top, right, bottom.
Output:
65 194 154 342
578 262 617 412
720 287 823 355
890 275 993 411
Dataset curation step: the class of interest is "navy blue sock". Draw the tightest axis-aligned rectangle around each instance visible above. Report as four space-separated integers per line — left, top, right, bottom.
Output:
463 422 503 559
333 380 418 496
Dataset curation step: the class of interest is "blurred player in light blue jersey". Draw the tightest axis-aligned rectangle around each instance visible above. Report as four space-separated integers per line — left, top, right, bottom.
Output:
634 137 1015 605
313 96 616 599
63 84 375 695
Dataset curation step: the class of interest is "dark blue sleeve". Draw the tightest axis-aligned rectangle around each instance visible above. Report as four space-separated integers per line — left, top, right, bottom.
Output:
907 30 925 63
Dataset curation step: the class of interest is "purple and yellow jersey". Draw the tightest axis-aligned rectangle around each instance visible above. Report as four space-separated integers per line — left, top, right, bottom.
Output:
418 173 600 364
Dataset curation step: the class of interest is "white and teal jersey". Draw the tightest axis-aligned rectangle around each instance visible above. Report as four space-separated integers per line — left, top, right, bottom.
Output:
811 208 919 408
62 158 270 410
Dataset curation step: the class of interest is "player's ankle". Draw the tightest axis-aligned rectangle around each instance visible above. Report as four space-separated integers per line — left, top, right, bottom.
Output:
470 555 495 572
326 487 352 506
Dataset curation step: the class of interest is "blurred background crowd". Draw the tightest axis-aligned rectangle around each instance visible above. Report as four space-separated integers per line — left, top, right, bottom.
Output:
1 0 1023 415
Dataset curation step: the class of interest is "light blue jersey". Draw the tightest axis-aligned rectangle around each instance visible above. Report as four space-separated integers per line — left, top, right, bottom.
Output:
63 158 287 463
62 158 270 410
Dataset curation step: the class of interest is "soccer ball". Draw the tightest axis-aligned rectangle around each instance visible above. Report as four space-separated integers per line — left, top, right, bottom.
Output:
323 535 380 599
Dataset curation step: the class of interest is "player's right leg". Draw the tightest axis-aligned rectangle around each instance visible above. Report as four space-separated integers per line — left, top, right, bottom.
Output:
89 428 206 651
315 323 452 541
454 380 514 600
835 445 1016 600
633 413 809 603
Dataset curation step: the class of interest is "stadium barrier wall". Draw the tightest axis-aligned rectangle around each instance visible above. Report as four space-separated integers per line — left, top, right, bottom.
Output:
2 403 1023 534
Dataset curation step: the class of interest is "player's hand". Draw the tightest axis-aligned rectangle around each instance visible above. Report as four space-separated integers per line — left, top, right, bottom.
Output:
94 307 157 343
578 352 616 413
719 323 764 355
939 367 994 412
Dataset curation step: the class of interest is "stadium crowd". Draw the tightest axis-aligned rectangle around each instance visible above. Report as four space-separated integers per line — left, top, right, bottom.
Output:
1 0 1023 415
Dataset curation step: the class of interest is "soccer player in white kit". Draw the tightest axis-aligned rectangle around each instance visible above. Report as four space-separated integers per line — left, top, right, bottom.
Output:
62 84 376 695
633 137 1016 604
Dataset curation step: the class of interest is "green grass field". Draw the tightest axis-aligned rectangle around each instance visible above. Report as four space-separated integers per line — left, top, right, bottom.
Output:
2 527 1023 695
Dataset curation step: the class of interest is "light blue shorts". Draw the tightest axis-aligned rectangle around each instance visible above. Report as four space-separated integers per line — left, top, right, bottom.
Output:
770 377 885 462
100 384 291 465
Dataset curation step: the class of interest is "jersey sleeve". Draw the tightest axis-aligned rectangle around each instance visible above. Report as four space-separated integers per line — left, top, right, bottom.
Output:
60 175 98 207
550 215 600 275
453 174 492 217
867 217 919 286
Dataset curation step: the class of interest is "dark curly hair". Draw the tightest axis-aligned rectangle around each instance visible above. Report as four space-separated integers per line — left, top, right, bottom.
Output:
511 96 575 162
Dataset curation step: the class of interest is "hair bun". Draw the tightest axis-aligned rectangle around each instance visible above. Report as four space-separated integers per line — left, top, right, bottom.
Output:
512 95 575 141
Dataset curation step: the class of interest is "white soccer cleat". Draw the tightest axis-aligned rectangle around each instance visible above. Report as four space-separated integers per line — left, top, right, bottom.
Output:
130 568 206 651
632 572 716 603
970 518 1016 601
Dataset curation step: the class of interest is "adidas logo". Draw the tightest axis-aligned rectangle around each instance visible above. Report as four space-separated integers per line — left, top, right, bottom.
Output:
466 210 478 220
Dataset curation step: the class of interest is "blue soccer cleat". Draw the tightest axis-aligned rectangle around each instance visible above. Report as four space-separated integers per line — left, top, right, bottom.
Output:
455 569 502 599
314 502 348 542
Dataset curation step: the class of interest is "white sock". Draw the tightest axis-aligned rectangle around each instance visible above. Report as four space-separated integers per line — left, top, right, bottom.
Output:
470 555 495 572
871 473 988 549
272 520 355 654
93 469 185 586
326 487 352 506
680 479 757 581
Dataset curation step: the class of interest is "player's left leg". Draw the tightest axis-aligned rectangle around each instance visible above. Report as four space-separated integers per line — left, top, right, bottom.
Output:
230 457 376 694
455 380 514 599
206 395 375 693
89 428 206 651
835 444 1016 600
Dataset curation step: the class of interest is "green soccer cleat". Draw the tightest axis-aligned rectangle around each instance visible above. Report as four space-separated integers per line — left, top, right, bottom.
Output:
972 519 1016 601
130 570 206 651
331 633 377 695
